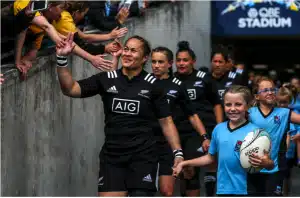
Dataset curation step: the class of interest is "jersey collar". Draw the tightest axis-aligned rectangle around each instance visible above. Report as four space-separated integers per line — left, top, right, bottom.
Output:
174 69 197 81
118 68 148 82
257 105 274 118
227 120 249 132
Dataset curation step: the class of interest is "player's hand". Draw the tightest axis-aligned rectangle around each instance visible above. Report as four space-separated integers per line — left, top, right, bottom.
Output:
173 157 184 168
202 139 210 152
249 150 274 170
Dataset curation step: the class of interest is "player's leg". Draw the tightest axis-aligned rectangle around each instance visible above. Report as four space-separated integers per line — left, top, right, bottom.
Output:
183 135 203 197
97 155 128 197
127 148 158 197
204 128 217 196
157 141 175 196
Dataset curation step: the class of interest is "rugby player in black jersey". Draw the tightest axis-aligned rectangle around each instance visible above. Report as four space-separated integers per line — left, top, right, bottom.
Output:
151 46 210 196
174 41 223 196
211 48 246 102
55 33 183 197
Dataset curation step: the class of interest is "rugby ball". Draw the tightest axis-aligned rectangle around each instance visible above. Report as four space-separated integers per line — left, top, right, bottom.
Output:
240 128 271 174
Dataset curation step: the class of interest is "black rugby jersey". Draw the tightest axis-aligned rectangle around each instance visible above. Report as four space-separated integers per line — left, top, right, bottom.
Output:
77 69 171 156
153 76 196 141
174 69 221 135
213 70 245 101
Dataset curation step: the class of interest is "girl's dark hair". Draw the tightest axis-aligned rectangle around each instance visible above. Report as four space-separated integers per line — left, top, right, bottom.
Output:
66 1 89 14
125 35 151 57
176 41 196 60
152 46 174 76
211 45 229 62
48 1 67 8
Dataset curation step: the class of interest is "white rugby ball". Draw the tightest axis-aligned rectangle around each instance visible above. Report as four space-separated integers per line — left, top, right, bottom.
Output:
240 128 271 174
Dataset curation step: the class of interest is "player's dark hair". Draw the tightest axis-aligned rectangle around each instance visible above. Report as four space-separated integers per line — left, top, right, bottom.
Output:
176 41 196 60
125 35 151 57
152 46 174 76
211 45 229 62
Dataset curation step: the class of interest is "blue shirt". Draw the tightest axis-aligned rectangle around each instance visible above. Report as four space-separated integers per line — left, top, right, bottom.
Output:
286 123 299 159
209 121 259 195
248 107 291 173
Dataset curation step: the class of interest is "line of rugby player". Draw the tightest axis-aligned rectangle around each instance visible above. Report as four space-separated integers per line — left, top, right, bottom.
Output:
55 33 300 196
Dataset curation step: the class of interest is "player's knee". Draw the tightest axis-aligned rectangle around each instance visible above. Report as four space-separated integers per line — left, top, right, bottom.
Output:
160 186 174 197
128 189 155 197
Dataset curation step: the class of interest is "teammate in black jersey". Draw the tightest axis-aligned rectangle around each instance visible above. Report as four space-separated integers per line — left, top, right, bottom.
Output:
174 41 223 196
211 48 246 102
151 47 210 196
55 33 183 197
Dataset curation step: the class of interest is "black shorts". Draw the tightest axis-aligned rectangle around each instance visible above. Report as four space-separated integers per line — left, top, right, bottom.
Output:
98 148 158 192
285 158 297 179
247 172 285 196
157 140 173 176
180 134 204 190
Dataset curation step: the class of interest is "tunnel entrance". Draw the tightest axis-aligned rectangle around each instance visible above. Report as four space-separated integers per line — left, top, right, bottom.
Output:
212 36 300 83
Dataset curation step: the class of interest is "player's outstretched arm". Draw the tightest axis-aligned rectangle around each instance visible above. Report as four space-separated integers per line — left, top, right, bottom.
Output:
56 33 82 98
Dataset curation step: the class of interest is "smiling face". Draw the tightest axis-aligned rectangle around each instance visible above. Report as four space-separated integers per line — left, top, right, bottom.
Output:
224 92 248 123
121 38 148 70
255 80 277 106
175 51 195 75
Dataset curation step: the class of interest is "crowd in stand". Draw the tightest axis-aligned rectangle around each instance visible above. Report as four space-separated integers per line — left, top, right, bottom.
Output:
1 0 175 79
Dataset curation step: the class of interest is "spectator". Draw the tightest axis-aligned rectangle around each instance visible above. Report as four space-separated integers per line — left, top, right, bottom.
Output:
85 1 129 31
53 1 128 42
52 1 125 71
13 0 66 77
0 74 5 85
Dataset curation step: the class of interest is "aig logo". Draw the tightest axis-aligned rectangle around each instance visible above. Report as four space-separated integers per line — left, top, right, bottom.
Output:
187 89 196 100
112 98 140 115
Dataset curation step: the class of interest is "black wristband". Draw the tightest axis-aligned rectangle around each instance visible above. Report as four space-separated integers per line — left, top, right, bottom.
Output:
201 134 210 140
173 149 184 159
56 55 68 67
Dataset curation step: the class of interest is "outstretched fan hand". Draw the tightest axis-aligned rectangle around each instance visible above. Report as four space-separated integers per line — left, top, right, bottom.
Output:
56 33 76 56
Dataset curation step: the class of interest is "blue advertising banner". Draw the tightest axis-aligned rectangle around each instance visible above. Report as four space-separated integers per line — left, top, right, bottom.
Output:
211 0 300 36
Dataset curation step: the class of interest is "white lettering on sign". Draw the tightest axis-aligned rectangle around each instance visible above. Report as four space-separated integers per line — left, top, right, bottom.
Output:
238 7 292 28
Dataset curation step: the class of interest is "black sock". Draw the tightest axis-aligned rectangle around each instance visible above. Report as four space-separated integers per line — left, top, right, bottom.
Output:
204 172 216 196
